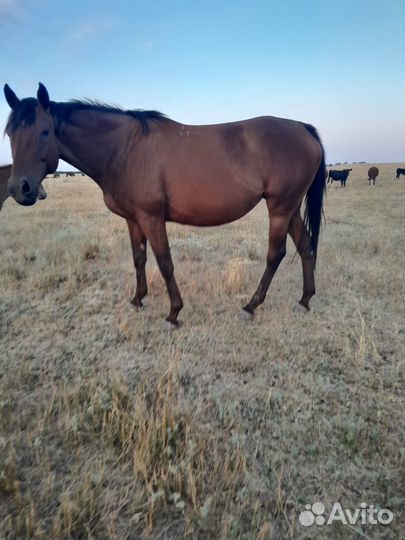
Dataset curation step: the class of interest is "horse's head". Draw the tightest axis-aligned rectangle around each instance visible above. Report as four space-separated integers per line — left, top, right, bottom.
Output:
4 83 59 205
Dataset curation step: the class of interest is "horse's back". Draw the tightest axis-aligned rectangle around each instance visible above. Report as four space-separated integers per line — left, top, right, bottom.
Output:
156 117 321 223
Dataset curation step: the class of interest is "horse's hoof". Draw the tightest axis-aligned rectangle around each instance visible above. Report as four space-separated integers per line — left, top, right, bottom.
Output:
163 319 180 330
298 299 310 311
130 297 145 309
239 309 254 321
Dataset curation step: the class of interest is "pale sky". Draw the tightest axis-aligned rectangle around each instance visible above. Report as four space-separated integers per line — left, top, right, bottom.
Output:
1 0 404 170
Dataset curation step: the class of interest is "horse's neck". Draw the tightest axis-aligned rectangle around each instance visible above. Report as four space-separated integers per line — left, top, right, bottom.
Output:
55 110 132 186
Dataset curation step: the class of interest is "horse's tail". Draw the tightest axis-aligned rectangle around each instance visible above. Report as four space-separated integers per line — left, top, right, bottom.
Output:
303 124 326 269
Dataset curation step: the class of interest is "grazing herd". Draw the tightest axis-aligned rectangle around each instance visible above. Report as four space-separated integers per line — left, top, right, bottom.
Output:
326 165 402 188
51 171 83 179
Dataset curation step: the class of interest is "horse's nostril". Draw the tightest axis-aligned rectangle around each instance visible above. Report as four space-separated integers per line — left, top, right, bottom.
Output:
22 179 31 194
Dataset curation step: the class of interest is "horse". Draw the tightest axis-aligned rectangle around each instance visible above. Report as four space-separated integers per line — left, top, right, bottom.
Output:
368 166 379 185
0 164 46 210
395 168 405 180
327 169 352 187
3 83 326 327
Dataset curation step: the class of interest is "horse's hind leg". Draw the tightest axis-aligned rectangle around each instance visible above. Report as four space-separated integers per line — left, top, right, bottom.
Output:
137 214 183 326
242 210 288 316
288 210 315 310
126 219 148 307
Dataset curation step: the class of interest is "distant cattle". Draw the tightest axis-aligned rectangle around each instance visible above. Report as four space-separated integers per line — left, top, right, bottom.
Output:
396 168 405 180
0 165 47 210
327 169 352 187
367 167 379 185
52 171 80 178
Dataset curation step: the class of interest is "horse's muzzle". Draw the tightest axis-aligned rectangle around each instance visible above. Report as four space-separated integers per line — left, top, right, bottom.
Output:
9 177 39 206
13 193 38 206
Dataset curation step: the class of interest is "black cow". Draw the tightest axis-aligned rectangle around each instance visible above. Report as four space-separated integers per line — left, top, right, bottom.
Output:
327 169 352 187
395 168 405 180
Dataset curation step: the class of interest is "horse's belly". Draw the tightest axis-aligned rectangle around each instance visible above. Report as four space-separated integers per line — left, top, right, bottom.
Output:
166 189 261 226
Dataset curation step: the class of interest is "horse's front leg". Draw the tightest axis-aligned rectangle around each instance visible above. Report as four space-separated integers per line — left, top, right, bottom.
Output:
136 213 183 326
126 219 148 308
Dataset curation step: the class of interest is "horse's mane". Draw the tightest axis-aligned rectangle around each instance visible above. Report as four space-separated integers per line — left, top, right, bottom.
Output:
5 97 167 135
5 98 37 133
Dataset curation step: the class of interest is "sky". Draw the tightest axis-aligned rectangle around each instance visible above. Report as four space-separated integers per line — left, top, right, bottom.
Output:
1 0 404 170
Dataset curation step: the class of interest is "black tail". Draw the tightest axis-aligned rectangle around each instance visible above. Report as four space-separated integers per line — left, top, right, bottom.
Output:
303 124 326 269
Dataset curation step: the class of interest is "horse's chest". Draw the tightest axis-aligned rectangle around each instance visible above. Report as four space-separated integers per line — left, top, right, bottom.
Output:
103 193 132 219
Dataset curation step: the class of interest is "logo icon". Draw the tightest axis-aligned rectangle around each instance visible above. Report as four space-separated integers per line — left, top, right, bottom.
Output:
299 502 325 527
298 502 393 527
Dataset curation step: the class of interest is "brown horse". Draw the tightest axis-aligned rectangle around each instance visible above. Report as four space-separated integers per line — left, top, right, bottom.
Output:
3 83 326 326
368 166 379 185
0 164 46 210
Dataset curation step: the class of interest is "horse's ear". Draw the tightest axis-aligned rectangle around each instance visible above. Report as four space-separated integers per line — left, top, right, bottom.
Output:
4 84 20 109
37 82 50 110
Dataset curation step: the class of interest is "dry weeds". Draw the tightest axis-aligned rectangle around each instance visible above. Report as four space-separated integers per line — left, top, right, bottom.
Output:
0 163 404 539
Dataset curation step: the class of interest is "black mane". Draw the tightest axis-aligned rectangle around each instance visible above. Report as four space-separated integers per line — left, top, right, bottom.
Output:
5 98 37 133
5 97 167 135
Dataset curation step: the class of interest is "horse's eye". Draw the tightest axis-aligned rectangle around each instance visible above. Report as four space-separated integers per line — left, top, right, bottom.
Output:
41 129 50 137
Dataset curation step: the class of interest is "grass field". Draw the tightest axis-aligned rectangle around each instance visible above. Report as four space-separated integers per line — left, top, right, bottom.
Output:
0 162 404 539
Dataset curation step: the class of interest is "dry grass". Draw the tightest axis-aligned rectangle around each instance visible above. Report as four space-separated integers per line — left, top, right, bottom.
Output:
0 163 404 539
